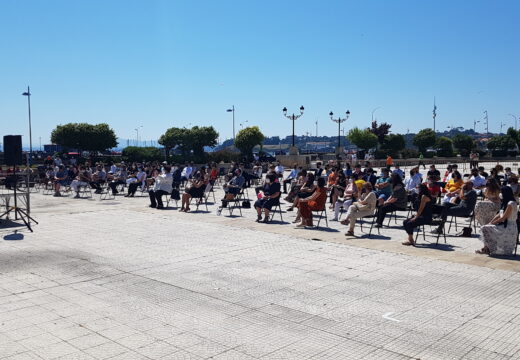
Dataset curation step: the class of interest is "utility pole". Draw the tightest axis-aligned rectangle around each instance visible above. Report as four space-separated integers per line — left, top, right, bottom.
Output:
315 118 318 137
483 110 489 134
473 119 480 133
432 97 437 132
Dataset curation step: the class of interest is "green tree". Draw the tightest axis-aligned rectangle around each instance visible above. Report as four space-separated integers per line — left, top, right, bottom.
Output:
158 126 218 157
369 121 392 145
234 126 265 161
347 127 378 151
487 135 517 156
452 134 475 156
51 123 117 152
506 127 520 149
436 136 454 157
122 146 162 162
381 133 406 156
158 127 189 155
413 128 437 153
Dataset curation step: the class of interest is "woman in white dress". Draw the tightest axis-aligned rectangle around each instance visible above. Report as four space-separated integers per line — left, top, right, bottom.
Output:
474 178 501 226
477 186 518 256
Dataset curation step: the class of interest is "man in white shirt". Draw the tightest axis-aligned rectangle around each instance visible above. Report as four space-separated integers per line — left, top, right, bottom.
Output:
148 165 173 209
181 162 193 185
470 168 486 195
404 168 422 194
274 162 284 177
283 164 299 194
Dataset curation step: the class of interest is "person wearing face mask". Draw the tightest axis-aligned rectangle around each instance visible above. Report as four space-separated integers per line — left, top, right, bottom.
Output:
219 169 245 208
254 173 281 223
148 165 173 209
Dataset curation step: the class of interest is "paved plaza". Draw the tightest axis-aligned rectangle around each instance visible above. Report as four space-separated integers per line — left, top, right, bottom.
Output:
1 182 520 359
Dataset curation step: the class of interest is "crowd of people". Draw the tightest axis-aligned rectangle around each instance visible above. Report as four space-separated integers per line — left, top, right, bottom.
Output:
7 156 520 258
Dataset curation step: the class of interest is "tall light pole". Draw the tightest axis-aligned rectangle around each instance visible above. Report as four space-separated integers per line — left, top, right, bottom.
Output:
22 87 32 163
134 125 143 146
282 106 304 148
371 106 381 122
433 97 437 132
509 114 517 131
226 106 235 142
315 118 318 137
500 121 506 134
329 110 350 148
483 110 489 134
473 119 480 133
240 120 248 129
39 136 42 152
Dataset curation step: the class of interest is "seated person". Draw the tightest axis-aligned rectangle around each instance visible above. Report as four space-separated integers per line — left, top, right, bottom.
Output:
180 169 208 212
330 171 347 209
108 166 128 195
254 173 281 223
375 173 407 227
470 168 486 195
477 186 518 255
296 177 328 227
180 162 193 185
442 170 463 203
392 165 404 180
71 166 92 198
148 165 173 209
426 175 441 199
126 167 147 197
374 168 392 206
431 181 477 234
342 182 377 236
89 165 107 194
53 165 68 197
427 164 441 182
332 175 358 221
288 173 316 215
274 162 285 180
402 184 434 246
220 169 245 207
284 170 307 203
283 163 299 194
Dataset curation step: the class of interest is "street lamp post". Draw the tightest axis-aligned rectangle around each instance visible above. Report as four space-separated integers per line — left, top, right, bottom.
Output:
483 110 489 134
282 106 304 148
329 110 350 148
240 120 248 129
509 114 518 131
473 119 480 133
134 125 143 146
22 87 32 162
226 106 235 142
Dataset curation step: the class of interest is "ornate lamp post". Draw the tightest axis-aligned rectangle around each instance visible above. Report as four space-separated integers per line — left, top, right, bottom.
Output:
226 106 235 142
329 110 350 148
282 106 304 148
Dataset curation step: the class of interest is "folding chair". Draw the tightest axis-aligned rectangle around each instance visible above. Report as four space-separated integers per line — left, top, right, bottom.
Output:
447 211 476 234
227 191 243 217
193 183 214 211
78 185 92 198
312 208 329 228
99 184 115 201
358 213 379 237
415 220 446 245
268 202 283 222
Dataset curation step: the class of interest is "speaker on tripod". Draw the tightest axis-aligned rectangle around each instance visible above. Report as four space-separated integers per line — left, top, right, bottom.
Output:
1 135 38 232
4 135 23 165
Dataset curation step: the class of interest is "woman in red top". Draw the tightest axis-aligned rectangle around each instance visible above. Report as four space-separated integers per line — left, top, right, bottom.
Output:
296 177 328 227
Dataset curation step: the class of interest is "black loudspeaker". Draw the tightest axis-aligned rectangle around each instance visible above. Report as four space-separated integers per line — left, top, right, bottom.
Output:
4 135 23 165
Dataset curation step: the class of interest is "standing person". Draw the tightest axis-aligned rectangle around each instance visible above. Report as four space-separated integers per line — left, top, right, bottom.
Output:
402 184 433 246
386 155 393 169
477 186 518 255
418 153 426 169
148 165 173 209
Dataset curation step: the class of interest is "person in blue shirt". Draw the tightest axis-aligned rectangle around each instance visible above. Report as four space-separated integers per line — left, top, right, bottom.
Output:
374 168 392 206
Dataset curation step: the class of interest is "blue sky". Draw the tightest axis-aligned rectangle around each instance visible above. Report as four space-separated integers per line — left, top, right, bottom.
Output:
1 0 519 147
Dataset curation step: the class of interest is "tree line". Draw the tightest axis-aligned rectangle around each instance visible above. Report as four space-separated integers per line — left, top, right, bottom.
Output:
48 122 519 163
